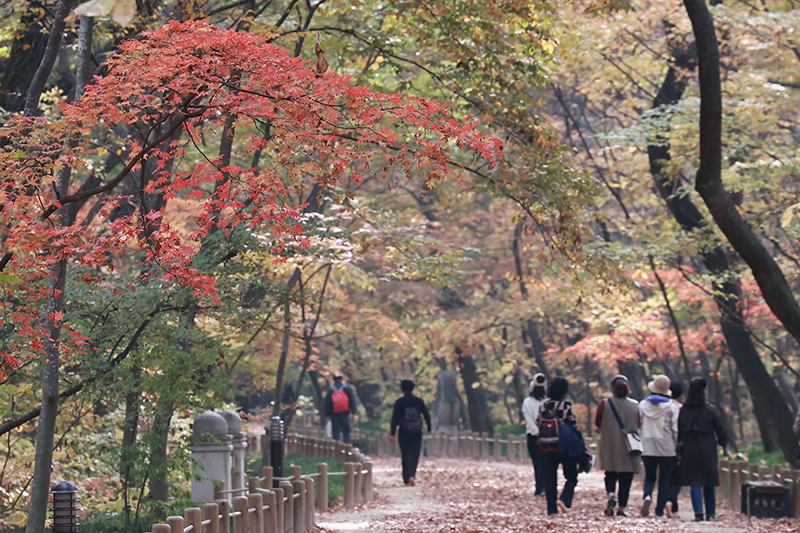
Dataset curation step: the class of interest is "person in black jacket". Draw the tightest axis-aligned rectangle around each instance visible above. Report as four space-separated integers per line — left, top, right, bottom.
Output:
390 379 431 486
323 372 357 443
675 377 728 522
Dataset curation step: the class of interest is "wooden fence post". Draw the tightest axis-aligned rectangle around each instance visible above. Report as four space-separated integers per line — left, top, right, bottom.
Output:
793 470 800 518
317 463 329 512
166 516 184 533
718 459 729 500
292 464 303 481
265 489 278 533
152 525 170 533
280 480 294 533
216 499 231 533
344 462 355 508
293 480 306 533
185 508 202 533
203 503 220 533
364 461 374 502
354 462 363 506
273 487 284 533
493 434 501 460
233 496 250 533
261 466 273 490
303 476 315 528
248 493 264 533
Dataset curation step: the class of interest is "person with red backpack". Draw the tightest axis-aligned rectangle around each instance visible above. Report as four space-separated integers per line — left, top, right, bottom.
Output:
324 372 357 443
537 376 578 515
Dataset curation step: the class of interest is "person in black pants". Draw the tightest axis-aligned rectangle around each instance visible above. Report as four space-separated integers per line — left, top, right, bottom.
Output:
323 372 358 443
539 376 579 515
390 379 432 486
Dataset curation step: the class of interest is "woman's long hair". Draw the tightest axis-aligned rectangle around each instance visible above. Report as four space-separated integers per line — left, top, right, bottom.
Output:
547 377 569 402
684 377 707 408
531 385 546 401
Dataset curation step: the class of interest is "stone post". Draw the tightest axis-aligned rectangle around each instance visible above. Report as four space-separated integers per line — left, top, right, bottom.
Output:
191 411 234 503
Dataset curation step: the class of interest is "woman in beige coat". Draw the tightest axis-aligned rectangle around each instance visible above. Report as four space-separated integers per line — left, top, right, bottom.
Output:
595 375 641 517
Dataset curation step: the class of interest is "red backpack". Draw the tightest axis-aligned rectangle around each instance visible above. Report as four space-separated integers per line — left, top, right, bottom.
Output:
538 401 562 452
332 388 349 413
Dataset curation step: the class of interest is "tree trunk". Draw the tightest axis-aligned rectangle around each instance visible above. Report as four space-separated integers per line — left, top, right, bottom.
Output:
0 7 49 112
652 5 800 463
148 402 175 503
457 352 493 436
617 360 646 401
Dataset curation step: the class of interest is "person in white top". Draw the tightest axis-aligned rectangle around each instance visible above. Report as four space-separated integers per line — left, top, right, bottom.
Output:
522 373 548 496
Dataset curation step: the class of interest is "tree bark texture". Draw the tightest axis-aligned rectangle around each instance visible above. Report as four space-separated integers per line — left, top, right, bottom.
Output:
457 353 494 436
683 0 800 464
0 7 49 112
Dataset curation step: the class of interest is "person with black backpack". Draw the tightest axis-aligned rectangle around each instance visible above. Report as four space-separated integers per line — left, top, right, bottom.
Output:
324 372 357 443
390 379 432 486
537 376 578 515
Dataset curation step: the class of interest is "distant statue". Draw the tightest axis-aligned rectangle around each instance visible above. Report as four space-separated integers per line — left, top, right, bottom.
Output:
432 371 463 434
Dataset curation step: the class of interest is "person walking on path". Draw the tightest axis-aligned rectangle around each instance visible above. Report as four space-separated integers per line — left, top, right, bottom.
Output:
638 374 679 518
665 380 684 517
522 373 548 496
595 374 641 518
324 372 357 444
675 377 728 522
390 379 432 486
538 376 578 515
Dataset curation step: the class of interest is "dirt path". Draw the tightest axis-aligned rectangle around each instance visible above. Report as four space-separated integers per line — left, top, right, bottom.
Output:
316 457 797 533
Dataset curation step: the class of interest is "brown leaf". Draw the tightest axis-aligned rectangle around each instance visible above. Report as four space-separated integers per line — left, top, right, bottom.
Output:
314 41 329 77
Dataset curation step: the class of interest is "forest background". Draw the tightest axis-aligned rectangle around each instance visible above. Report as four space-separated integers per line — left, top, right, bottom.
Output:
2 0 800 531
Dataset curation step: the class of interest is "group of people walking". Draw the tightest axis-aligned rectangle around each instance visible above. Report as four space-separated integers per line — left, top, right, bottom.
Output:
523 372 728 521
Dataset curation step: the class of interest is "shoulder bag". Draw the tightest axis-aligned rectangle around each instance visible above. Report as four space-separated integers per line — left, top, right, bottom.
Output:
606 398 643 456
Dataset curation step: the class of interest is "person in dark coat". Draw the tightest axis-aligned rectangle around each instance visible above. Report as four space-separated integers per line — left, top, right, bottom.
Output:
538 376 578 515
390 379 432 486
675 377 728 522
323 372 357 443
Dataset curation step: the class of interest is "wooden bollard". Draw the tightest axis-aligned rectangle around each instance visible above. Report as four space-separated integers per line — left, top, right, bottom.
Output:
749 463 759 482
293 480 306 533
718 460 729 500
793 471 800 518
166 516 184 533
265 490 278 533
152 525 170 533
215 499 231 533
273 487 285 533
493 434 501 460
202 503 220 533
214 479 225 501
304 476 315 528
772 463 783 482
233 496 250 533
261 466 273 490
364 461 374 502
292 464 303 481
248 493 264 533
317 463 329 511
280 480 294 533
758 465 769 482
344 462 356 508
354 462 363 505
185 508 202 533
249 476 260 494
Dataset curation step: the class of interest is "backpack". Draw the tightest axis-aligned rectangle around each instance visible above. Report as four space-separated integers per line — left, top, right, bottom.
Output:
400 406 423 432
331 388 349 414
538 401 562 452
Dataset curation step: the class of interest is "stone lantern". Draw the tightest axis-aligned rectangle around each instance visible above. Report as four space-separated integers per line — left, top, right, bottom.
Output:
190 411 233 503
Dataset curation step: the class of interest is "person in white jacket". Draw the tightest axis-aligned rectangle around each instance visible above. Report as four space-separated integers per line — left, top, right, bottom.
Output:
522 373 548 496
638 375 679 518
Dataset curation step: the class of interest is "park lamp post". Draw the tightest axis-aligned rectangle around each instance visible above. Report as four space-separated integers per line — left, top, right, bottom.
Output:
50 481 78 532
270 416 285 487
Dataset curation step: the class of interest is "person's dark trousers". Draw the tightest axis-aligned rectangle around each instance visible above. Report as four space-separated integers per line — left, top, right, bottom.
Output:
543 451 578 515
398 430 423 484
526 434 545 495
642 455 675 516
331 412 351 444
691 485 715 519
604 471 634 507
666 483 681 512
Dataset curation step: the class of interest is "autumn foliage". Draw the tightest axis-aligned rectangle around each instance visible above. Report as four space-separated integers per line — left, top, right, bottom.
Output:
0 20 502 381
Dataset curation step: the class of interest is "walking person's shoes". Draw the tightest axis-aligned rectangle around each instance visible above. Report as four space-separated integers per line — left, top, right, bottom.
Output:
694 514 705 522
641 495 652 517
616 510 627 517
409 477 416 486
556 500 568 513
665 502 673 518
604 496 617 517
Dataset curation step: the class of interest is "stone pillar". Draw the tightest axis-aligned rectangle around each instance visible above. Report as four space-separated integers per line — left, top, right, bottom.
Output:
221 410 247 497
191 411 234 504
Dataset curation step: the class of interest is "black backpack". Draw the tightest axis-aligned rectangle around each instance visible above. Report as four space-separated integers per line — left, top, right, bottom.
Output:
401 406 423 432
